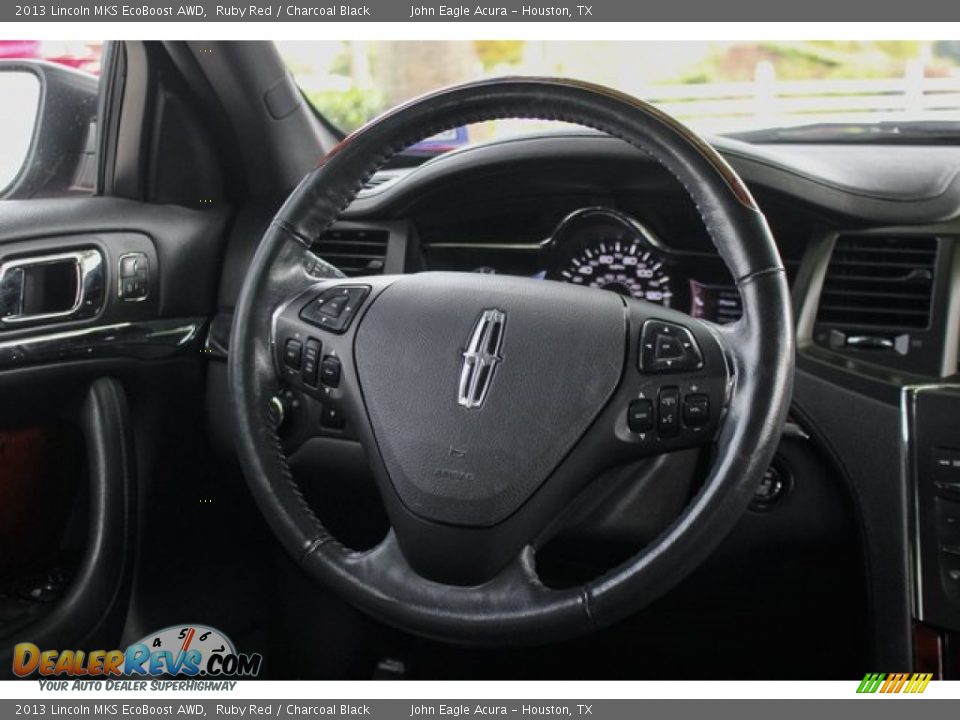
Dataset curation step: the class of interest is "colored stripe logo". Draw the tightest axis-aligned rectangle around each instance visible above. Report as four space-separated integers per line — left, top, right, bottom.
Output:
857 672 933 694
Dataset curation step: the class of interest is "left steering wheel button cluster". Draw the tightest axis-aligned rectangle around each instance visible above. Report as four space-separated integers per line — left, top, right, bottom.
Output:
300 285 370 333
639 319 703 373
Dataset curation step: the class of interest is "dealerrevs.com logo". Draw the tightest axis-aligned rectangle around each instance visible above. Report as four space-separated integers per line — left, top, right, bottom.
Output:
12 624 262 679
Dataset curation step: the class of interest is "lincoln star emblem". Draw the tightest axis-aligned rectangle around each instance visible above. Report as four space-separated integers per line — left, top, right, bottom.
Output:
457 309 506 409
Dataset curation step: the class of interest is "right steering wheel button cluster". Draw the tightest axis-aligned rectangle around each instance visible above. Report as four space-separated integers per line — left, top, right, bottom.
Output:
626 384 715 442
639 319 703 372
623 311 727 445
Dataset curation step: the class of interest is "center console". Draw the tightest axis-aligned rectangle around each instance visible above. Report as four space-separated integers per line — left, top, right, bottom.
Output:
904 385 960 633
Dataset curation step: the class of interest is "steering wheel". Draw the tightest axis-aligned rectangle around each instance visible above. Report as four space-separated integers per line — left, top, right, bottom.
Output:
228 77 794 645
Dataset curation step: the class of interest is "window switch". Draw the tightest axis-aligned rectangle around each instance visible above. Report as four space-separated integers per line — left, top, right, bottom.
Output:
118 253 149 301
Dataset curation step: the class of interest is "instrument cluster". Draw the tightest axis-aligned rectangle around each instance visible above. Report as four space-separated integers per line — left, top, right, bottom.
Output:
423 206 742 324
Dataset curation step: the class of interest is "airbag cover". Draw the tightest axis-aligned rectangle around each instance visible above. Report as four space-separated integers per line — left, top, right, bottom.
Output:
354 272 625 527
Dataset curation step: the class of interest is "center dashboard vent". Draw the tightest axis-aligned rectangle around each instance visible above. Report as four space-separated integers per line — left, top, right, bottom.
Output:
817 235 938 330
311 228 389 277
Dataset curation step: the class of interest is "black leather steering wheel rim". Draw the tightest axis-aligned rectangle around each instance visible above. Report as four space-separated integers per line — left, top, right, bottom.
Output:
228 77 794 645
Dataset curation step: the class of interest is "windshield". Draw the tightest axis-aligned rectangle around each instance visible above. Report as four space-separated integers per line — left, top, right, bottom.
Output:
280 41 960 146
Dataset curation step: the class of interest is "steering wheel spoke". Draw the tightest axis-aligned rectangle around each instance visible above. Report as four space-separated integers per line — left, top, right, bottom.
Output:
304 530 583 645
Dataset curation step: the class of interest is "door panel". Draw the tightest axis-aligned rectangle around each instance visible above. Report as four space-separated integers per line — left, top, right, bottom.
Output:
0 197 229 324
0 196 229 669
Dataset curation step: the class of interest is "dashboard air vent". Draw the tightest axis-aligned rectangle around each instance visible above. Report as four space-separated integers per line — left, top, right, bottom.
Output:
691 283 742 325
312 228 389 277
359 169 407 195
817 235 937 330
713 287 743 324
362 175 393 191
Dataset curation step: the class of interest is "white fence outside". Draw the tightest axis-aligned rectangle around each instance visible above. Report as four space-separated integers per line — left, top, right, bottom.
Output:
483 62 960 138
633 61 960 133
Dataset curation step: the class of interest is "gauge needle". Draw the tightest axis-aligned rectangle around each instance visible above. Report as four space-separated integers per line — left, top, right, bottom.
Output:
172 627 196 673
181 627 196 653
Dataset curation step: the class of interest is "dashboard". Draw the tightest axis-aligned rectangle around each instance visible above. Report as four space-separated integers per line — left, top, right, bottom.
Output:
300 138 960 381
306 129 960 383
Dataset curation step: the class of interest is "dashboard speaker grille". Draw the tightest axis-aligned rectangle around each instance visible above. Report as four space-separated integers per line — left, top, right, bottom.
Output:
311 229 389 277
817 235 937 330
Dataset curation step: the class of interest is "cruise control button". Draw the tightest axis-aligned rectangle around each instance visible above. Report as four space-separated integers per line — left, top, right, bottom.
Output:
658 387 680 437
302 338 321 386
320 356 341 387
682 393 710 427
627 398 654 433
283 339 303 369
639 320 703 373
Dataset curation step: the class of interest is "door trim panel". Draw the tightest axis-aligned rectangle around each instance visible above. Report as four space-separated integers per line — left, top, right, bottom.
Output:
0 377 137 674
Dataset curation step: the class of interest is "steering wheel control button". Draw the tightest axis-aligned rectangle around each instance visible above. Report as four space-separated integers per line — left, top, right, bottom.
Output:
682 393 710 427
300 285 370 333
320 356 341 387
320 404 346 430
639 320 703 373
283 339 303 370
318 294 349 318
302 338 321 386
655 334 684 359
627 398 654 433
657 386 680 437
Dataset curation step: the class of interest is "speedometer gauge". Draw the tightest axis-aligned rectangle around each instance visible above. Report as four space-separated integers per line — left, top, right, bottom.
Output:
561 242 672 305
549 208 676 307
